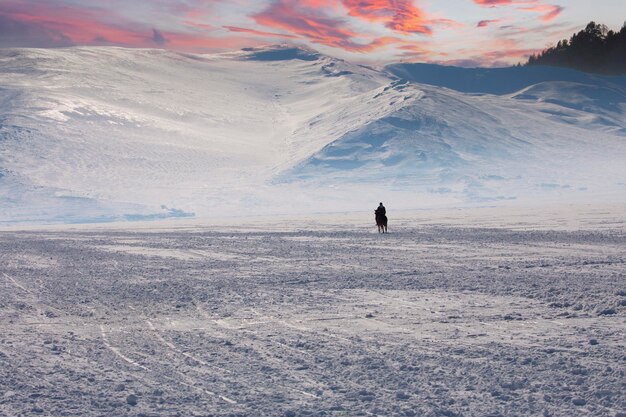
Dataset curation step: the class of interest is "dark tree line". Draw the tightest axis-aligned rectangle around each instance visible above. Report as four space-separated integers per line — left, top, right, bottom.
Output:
527 21 626 75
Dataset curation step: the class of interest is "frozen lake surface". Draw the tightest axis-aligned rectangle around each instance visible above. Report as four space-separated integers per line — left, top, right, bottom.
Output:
1 208 625 416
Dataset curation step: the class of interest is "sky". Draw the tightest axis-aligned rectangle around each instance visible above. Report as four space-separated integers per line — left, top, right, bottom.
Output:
1 0 625 66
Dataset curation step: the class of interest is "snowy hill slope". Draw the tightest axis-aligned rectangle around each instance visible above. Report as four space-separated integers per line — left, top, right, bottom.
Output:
509 81 626 133
1 46 626 224
387 62 626 133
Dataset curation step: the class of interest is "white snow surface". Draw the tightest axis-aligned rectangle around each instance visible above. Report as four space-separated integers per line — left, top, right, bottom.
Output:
0 207 625 416
1 45 626 224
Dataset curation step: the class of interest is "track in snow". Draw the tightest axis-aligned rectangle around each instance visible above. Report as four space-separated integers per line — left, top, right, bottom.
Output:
0 214 625 416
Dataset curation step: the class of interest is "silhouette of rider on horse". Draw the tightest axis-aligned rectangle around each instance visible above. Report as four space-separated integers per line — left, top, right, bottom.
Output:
375 202 388 233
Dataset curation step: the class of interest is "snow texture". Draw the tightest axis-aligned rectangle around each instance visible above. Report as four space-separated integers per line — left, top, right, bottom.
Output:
1 45 626 225
0 207 625 416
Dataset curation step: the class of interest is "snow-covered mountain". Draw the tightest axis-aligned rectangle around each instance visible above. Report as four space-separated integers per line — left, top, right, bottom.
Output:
1 45 625 224
387 62 626 133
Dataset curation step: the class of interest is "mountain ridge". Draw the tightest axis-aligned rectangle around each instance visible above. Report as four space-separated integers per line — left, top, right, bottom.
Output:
1 45 625 224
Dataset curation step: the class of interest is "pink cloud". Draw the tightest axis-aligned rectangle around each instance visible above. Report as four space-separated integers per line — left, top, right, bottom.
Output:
519 4 563 21
340 0 432 35
473 0 515 5
472 0 564 22
0 14 73 48
0 3 147 46
224 26 298 39
0 0 254 51
0 0 571 66
430 18 464 29
436 46 538 67
252 0 402 52
397 43 434 60
472 37 541 64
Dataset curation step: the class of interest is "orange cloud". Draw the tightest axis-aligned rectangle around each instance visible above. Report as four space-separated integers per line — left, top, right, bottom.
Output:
340 0 432 34
253 0 402 52
0 0 570 66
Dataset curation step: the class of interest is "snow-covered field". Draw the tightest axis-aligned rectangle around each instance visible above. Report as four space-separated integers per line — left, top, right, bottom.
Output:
1 206 625 416
1 45 625 416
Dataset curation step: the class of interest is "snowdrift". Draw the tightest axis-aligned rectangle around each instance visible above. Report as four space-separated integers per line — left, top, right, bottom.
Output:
1 45 625 224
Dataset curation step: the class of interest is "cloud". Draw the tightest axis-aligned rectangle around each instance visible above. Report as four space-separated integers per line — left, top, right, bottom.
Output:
473 0 515 5
472 0 564 22
430 18 464 29
340 0 432 35
253 0 401 52
0 14 73 48
436 47 538 67
477 19 502 28
0 0 571 66
519 4 563 21
397 43 433 60
453 37 540 66
0 1 148 46
223 26 299 39
0 0 253 52
481 47 541 60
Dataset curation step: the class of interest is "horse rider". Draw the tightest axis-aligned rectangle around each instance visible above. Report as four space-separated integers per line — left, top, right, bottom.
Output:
375 202 386 218
375 202 388 233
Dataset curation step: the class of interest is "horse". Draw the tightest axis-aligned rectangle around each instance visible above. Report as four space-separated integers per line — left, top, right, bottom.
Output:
375 211 388 233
